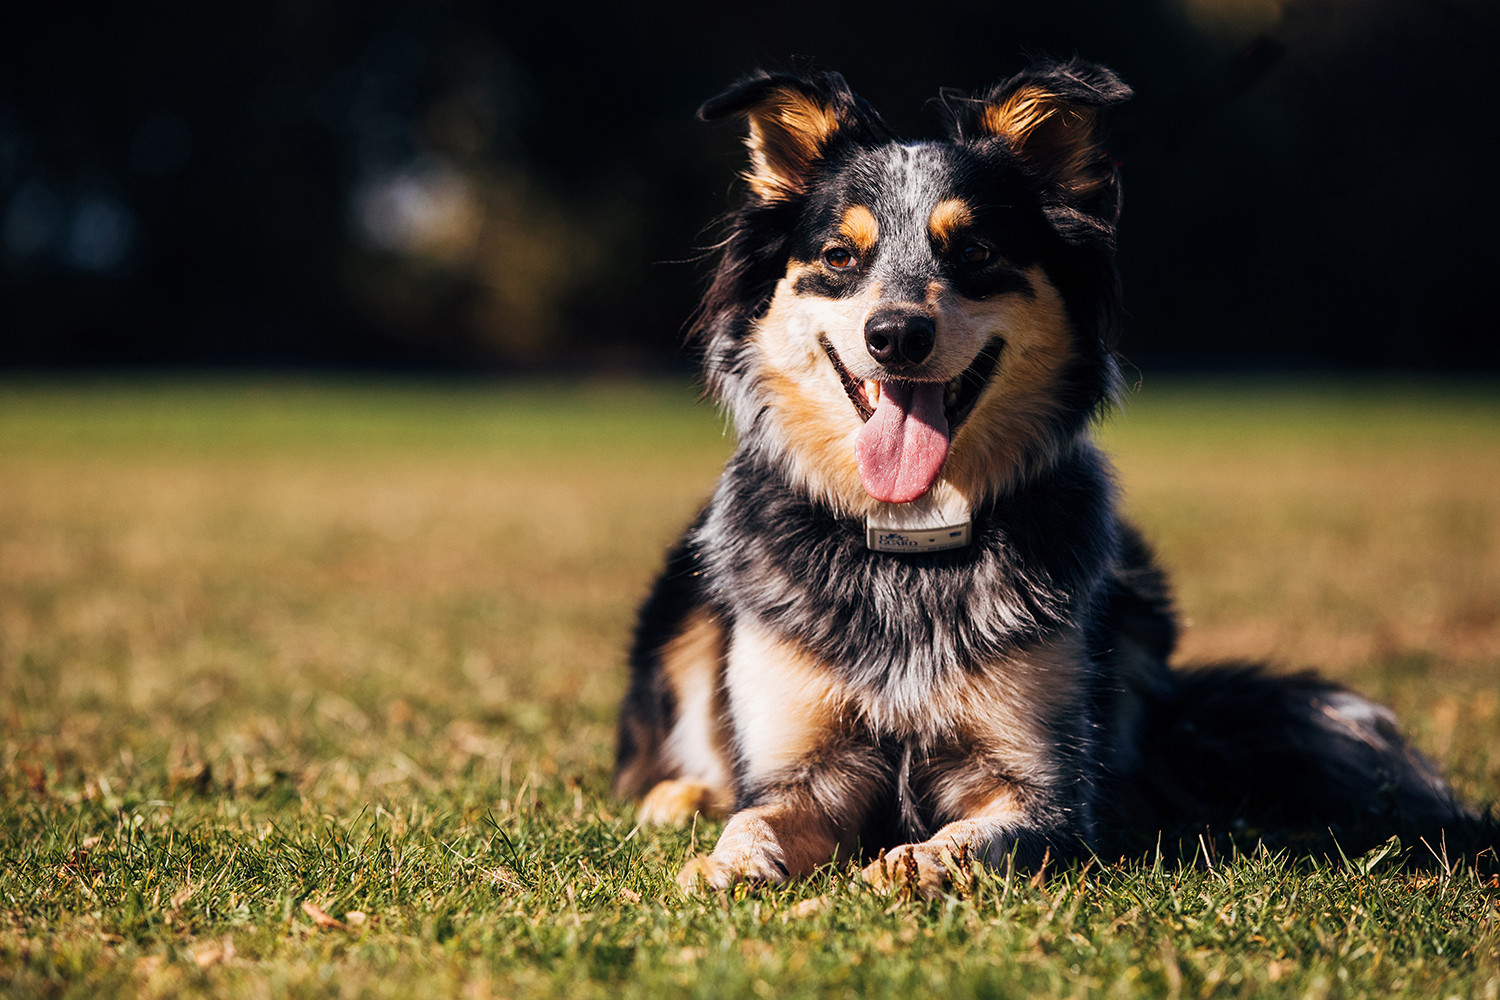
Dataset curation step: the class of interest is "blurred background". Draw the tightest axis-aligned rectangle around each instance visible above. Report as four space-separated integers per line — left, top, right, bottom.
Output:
2 0 1496 373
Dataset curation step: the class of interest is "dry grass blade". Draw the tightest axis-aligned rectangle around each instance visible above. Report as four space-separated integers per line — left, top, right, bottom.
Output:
300 901 351 931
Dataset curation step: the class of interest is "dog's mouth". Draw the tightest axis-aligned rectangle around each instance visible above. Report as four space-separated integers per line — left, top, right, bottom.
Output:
821 337 1004 504
820 336 1003 429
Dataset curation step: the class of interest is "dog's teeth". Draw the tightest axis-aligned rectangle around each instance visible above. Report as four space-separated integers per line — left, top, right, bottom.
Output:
945 376 961 408
866 381 880 404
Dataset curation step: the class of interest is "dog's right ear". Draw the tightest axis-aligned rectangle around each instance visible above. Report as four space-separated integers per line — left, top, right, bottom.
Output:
700 71 889 202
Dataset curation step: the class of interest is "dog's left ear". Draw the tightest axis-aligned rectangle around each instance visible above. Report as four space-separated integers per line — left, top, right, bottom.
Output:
944 58 1131 215
700 70 891 202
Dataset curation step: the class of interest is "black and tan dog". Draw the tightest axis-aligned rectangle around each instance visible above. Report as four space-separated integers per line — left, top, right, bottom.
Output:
614 59 1472 895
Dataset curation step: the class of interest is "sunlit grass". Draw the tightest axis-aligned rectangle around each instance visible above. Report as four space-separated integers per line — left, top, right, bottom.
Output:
1 375 1497 999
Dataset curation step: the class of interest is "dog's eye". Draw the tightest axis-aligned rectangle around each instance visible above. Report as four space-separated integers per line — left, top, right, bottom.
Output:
960 243 990 265
823 248 858 270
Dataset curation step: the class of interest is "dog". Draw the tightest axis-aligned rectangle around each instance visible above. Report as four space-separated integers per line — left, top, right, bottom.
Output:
613 58 1474 896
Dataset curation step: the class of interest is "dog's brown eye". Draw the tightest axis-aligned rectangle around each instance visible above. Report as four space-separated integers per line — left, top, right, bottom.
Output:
823 247 857 270
960 243 990 264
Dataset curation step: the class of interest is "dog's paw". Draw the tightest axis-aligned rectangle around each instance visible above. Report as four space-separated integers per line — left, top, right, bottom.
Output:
676 849 790 893
676 854 732 892
676 815 791 892
638 779 724 826
860 844 952 900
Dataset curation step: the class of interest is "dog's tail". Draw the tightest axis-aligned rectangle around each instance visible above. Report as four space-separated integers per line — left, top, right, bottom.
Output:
1107 662 1487 860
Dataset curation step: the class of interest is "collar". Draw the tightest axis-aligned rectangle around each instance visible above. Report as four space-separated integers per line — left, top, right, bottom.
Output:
864 490 973 553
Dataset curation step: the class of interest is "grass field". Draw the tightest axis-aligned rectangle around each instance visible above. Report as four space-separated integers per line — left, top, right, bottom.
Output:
2 375 1497 999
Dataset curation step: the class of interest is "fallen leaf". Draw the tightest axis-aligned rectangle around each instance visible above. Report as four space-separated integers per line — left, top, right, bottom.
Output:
193 938 235 968
786 896 829 920
19 761 47 796
301 900 350 931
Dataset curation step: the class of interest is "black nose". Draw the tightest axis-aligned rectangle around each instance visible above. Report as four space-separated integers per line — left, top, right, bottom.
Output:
864 311 935 368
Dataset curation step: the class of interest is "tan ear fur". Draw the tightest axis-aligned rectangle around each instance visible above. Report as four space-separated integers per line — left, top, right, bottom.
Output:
980 86 1108 199
744 89 843 200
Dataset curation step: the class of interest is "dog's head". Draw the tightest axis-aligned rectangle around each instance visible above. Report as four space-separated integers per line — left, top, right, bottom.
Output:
695 59 1130 515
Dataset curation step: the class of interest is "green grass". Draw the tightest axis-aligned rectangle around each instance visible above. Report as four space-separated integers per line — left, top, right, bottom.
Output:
2 375 1497 999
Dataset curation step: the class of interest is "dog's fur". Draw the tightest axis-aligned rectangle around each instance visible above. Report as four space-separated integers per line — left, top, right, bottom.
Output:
613 59 1474 895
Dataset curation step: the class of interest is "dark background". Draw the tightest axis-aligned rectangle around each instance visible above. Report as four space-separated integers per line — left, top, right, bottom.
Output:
2 0 1496 372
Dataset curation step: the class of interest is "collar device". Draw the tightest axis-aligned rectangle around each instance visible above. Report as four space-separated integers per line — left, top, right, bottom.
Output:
864 493 973 553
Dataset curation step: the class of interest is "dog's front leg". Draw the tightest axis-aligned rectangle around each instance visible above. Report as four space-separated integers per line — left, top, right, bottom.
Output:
860 799 1044 898
676 774 864 891
861 635 1096 898
678 621 880 891
861 783 1085 899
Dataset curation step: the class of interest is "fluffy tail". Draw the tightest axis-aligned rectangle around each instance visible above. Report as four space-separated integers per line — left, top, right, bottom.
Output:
1107 663 1484 859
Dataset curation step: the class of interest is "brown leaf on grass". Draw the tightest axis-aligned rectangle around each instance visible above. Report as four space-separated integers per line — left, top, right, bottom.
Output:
193 937 236 968
785 896 829 921
19 760 47 796
300 900 350 931
164 883 198 926
168 761 214 794
60 837 104 881
133 955 165 979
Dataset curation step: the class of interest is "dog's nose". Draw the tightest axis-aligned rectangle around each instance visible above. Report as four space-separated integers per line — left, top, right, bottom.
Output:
864 311 935 368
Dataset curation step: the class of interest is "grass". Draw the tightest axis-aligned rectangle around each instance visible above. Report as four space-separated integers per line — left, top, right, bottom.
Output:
1 374 1497 999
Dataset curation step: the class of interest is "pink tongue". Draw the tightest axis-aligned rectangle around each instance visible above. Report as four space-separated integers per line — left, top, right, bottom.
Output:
856 382 950 503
